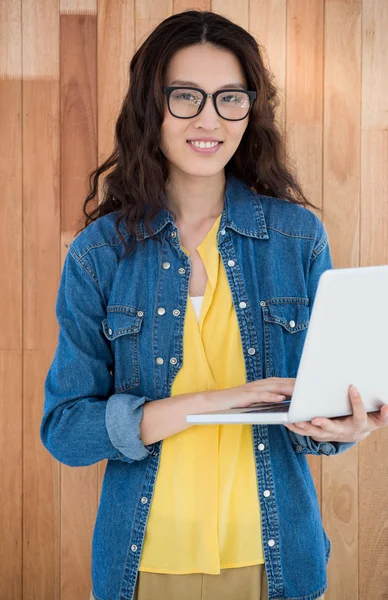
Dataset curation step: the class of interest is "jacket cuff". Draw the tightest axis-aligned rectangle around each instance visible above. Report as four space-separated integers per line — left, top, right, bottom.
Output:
105 393 156 462
287 430 357 456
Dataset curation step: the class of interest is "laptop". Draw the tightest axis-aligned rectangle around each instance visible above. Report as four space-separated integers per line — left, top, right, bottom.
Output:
186 265 388 425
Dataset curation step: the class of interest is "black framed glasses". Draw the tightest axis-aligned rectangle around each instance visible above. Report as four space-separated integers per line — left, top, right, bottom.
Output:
162 86 257 121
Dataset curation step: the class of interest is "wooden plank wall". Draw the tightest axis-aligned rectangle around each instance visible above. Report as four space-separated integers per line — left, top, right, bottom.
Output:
1 0 387 598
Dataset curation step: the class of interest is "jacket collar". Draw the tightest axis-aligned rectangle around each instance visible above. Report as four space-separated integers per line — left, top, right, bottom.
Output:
135 172 269 241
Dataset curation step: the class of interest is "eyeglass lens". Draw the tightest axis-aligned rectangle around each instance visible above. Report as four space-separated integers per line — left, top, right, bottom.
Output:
169 88 251 119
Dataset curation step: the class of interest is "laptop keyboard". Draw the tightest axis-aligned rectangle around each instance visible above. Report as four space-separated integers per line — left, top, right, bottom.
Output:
234 400 291 414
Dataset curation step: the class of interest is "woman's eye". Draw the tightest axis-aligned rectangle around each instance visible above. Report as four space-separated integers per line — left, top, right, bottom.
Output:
176 93 195 101
222 95 240 104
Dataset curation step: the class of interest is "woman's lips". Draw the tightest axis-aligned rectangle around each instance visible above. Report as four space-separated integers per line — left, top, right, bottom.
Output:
186 141 223 154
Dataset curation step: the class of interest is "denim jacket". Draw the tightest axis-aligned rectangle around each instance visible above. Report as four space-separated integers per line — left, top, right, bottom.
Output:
40 173 356 600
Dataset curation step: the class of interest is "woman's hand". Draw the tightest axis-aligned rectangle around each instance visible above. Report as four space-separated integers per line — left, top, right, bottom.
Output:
207 377 296 412
284 385 388 443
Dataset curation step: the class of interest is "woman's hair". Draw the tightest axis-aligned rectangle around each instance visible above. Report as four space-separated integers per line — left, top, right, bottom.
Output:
75 10 321 261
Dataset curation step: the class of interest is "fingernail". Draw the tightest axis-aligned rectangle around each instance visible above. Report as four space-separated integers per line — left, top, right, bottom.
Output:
350 385 359 398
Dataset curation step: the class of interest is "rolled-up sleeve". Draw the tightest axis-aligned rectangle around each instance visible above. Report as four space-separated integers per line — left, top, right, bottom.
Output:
286 220 357 457
40 245 155 467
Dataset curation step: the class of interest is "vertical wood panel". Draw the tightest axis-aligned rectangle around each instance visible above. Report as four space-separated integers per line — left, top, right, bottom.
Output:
285 0 325 504
359 1 388 598
286 0 324 209
0 2 23 599
135 0 173 48
60 14 98 600
61 0 97 13
97 0 135 208
249 0 287 133
174 0 211 10
22 0 60 598
211 0 249 29
322 2 361 599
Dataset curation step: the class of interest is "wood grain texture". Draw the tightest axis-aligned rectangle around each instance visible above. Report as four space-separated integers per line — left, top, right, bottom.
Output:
285 0 324 210
22 0 61 599
249 0 287 133
212 0 249 29
135 0 173 48
285 0 325 507
322 3 361 599
60 14 99 600
0 2 387 599
0 10 23 595
60 0 97 14
359 1 388 599
174 0 211 11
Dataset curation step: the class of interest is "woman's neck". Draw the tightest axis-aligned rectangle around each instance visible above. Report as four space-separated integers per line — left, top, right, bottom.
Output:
164 169 226 224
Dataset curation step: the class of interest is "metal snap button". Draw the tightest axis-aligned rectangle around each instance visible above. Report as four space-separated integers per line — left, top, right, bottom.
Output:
156 357 164 365
258 443 265 451
162 262 171 269
263 490 271 498
108 328 113 335
178 268 185 274
248 347 256 355
131 544 138 552
137 311 144 317
227 260 235 267
267 539 275 547
170 357 178 365
141 497 148 504
173 309 180 317
157 308 166 315
260 301 266 307
239 301 247 309
289 320 295 328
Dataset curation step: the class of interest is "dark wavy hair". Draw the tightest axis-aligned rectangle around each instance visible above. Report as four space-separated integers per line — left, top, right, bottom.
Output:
75 9 321 261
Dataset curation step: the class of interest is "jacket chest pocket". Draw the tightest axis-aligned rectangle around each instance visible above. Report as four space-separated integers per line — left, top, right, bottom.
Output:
102 305 144 392
261 297 310 378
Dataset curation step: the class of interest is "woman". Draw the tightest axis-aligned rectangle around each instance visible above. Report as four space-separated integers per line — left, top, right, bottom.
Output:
40 10 384 600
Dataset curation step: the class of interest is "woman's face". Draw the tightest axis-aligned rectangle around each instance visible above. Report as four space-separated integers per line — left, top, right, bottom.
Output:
160 43 250 178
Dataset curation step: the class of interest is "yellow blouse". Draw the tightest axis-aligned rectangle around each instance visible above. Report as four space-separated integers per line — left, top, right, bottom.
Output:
138 214 264 574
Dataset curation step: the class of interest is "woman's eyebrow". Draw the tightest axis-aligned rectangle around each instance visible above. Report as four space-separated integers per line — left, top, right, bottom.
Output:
169 79 246 89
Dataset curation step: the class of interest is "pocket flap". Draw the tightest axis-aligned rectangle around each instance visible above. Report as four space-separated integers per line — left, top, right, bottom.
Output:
262 298 309 333
102 305 144 341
